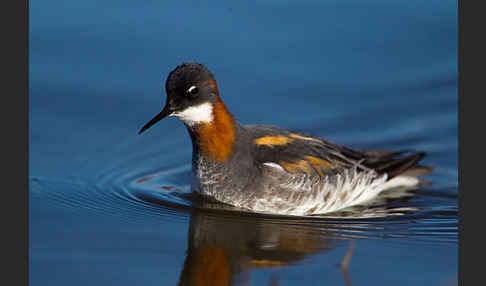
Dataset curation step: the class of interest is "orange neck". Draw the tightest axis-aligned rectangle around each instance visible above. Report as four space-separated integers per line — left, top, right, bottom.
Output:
195 99 235 163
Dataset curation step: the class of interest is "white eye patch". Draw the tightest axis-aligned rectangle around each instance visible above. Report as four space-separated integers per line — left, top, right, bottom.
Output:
173 102 213 126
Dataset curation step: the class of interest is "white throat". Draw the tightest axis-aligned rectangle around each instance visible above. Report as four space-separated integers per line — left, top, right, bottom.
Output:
173 102 214 126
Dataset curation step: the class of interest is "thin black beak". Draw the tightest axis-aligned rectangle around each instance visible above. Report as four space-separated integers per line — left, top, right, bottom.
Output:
138 105 173 134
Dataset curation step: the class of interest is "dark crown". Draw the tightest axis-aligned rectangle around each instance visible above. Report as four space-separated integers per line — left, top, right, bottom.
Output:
165 62 214 94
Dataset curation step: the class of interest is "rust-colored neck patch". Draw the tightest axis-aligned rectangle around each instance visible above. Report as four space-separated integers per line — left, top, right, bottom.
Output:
198 99 235 163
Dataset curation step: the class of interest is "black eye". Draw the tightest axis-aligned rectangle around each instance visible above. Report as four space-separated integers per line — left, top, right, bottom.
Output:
187 86 198 96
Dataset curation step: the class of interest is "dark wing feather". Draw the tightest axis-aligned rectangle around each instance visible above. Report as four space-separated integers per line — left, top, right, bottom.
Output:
246 125 432 179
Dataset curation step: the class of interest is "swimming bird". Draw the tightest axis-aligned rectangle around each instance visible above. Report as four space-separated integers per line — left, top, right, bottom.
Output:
138 62 432 216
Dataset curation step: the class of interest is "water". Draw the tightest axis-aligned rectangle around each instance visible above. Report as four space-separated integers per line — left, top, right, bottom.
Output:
30 1 457 285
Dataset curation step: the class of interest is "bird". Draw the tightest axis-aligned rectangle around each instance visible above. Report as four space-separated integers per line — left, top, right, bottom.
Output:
138 62 432 216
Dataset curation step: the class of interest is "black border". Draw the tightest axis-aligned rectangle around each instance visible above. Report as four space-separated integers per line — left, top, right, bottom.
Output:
459 0 484 285
4 0 29 285
19 1 465 285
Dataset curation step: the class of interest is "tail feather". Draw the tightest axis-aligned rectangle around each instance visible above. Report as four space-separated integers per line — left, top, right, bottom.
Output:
398 165 434 177
362 151 432 179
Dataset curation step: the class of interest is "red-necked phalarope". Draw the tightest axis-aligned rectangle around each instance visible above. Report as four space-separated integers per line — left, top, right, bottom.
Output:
139 62 432 216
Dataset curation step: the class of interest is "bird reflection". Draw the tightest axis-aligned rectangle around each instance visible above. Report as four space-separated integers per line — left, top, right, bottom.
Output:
125 174 426 286
176 205 344 286
171 183 423 285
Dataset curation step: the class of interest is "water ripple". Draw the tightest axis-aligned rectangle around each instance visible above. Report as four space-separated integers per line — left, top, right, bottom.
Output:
29 151 457 245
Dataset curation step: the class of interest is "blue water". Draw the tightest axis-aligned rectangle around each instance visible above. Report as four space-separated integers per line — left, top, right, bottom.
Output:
30 1 457 285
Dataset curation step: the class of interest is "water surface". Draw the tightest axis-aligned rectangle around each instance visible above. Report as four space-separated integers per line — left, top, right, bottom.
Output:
30 0 457 285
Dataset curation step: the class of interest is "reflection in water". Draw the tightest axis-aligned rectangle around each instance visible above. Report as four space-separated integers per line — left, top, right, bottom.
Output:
128 171 456 285
339 241 356 286
177 208 351 286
